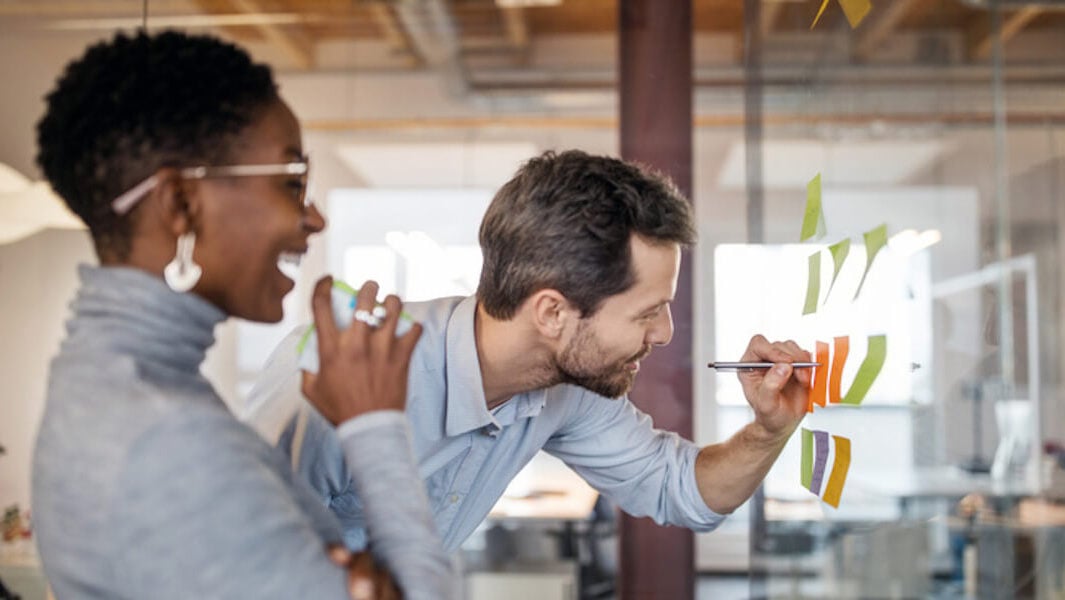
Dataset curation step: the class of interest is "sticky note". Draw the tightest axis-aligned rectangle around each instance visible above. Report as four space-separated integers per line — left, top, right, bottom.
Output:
800 174 826 242
829 336 850 403
841 334 887 405
810 0 831 29
825 238 850 302
811 0 871 29
803 251 821 316
811 430 830 496
839 0 872 28
811 341 829 408
822 435 851 508
801 428 813 490
853 223 888 301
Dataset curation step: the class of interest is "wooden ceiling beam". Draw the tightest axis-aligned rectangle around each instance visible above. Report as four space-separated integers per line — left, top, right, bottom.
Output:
220 0 315 69
852 0 921 61
969 6 1044 61
367 3 422 67
0 1 202 16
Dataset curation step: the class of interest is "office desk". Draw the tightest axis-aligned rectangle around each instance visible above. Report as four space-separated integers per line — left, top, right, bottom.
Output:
488 452 599 522
849 466 1038 515
467 453 604 600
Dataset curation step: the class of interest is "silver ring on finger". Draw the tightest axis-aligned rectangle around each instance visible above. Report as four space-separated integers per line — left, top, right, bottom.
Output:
353 309 382 328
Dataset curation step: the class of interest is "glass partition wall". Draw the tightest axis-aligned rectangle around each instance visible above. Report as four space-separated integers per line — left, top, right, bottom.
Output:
695 1 1065 598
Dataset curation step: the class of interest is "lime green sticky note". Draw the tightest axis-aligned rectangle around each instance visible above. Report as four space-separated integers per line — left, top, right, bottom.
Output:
810 0 832 29
841 334 887 405
839 0 872 29
801 428 814 490
803 251 821 315
824 238 851 302
853 223 888 301
800 174 826 242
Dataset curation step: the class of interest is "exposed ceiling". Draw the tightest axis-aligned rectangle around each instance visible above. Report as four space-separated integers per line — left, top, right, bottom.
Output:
2 0 1064 73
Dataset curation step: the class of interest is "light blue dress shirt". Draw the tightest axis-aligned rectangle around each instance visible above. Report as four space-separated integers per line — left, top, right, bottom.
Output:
269 295 724 551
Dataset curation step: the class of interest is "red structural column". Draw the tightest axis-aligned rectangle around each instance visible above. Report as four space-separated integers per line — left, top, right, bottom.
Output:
618 1 695 599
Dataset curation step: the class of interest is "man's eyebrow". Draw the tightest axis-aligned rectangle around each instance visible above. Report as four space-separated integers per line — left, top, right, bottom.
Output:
638 299 671 315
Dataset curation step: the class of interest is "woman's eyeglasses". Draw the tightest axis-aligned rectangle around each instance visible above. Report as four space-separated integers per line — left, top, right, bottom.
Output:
111 161 311 215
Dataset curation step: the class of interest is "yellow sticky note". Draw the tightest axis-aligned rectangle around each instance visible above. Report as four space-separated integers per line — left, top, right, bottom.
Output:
841 334 887 405
839 0 872 29
853 223 888 301
811 0 871 30
800 174 826 242
803 251 821 315
825 237 850 302
810 0 832 29
822 435 851 508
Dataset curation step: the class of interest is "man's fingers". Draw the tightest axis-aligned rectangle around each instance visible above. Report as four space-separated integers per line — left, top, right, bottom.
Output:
761 362 793 393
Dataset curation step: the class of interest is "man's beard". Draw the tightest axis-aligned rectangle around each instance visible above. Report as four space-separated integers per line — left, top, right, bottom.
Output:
556 319 651 399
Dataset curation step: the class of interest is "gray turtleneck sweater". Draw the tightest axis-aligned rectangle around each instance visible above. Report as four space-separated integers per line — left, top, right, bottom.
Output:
32 265 452 599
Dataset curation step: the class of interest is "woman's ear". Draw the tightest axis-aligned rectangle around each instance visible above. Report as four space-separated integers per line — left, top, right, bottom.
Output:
528 289 578 340
151 168 195 236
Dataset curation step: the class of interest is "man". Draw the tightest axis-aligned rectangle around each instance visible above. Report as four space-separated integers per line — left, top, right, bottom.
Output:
248 149 811 551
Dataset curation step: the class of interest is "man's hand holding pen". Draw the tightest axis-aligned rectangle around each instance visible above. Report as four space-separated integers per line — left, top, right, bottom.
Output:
734 335 813 441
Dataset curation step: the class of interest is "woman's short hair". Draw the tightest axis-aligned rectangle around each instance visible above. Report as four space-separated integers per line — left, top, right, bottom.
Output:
36 30 278 260
477 149 697 320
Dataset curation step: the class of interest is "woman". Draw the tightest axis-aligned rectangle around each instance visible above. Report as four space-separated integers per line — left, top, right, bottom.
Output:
31 30 452 599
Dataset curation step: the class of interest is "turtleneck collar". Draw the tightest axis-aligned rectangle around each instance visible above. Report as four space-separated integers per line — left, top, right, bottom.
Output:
65 264 227 378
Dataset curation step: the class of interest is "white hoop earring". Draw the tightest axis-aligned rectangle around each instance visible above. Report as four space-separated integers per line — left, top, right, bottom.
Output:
164 232 203 293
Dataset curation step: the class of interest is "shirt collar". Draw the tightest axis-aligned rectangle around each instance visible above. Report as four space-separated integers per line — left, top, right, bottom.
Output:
444 296 495 437
442 297 548 437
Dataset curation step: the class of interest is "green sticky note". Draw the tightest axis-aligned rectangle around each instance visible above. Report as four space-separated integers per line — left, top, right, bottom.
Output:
853 223 888 301
803 251 821 315
841 334 887 405
800 174 827 242
801 428 814 490
824 238 851 302
839 0 872 29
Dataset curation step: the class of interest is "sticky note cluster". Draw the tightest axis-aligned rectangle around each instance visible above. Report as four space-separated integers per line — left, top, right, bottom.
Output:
806 334 886 412
801 173 889 314
801 428 851 508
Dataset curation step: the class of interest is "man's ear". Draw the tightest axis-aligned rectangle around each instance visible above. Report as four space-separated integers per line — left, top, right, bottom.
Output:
528 289 578 339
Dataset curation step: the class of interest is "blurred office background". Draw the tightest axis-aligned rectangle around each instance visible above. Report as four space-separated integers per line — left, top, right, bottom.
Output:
2 1 1065 598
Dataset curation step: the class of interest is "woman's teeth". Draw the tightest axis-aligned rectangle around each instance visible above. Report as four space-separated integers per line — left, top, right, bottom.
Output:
278 252 302 280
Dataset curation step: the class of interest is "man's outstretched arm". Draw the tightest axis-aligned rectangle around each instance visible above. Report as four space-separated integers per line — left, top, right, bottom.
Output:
695 335 811 514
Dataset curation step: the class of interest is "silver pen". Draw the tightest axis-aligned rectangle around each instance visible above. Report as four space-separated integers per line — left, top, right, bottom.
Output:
707 362 821 371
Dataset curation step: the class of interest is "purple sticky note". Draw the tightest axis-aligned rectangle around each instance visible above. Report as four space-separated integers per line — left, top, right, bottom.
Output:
810 430 829 496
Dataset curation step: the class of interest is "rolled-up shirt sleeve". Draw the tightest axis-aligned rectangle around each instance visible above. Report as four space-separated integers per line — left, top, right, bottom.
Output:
543 391 725 531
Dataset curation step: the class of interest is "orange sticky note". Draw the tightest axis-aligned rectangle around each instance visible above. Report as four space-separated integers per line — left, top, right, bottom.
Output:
829 336 850 403
811 341 829 409
822 435 851 508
